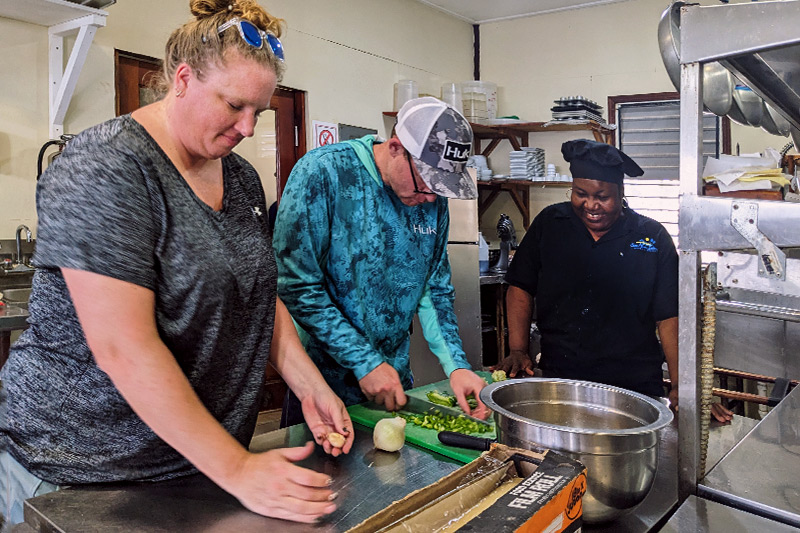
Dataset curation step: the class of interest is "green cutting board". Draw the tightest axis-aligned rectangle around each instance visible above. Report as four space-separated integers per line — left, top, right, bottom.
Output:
347 371 497 464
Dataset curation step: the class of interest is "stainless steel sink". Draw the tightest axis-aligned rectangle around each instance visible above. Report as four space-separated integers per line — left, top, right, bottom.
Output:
1 287 31 308
0 269 35 285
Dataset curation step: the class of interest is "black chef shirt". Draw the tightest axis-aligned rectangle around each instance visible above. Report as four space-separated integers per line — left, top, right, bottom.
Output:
505 202 678 397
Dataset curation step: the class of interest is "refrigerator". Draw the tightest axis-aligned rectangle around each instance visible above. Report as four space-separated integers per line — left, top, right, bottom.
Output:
409 173 482 386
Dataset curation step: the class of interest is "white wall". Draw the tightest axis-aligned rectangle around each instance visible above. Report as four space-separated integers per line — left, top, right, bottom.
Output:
477 0 788 241
0 0 474 238
1 0 791 243
0 17 51 239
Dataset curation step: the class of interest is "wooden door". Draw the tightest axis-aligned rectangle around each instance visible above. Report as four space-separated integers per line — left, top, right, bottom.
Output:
270 87 306 201
258 87 306 411
115 50 161 116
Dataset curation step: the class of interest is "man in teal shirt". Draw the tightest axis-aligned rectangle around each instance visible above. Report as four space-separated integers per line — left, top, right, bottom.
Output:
274 97 488 424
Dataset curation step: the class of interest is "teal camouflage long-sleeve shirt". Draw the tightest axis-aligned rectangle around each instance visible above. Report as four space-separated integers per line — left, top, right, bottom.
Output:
273 135 471 405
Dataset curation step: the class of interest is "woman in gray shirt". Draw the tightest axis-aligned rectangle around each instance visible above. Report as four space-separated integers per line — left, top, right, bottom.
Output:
0 0 352 527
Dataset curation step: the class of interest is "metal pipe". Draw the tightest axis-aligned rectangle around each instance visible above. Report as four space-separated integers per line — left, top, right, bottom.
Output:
711 388 772 405
15 225 31 266
712 368 799 387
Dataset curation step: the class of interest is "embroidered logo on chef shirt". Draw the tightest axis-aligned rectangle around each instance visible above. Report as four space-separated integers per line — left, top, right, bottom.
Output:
630 237 658 253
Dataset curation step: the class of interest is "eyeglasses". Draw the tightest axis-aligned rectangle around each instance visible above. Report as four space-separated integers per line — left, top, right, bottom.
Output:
406 152 437 196
217 17 285 62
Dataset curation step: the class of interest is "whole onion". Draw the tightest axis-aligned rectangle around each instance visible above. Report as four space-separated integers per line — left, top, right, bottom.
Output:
373 417 407 452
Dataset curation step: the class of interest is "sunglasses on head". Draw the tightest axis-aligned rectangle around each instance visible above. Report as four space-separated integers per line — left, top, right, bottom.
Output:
216 16 285 61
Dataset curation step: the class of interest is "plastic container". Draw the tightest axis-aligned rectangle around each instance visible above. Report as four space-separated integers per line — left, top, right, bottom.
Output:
394 80 418 111
460 81 497 122
479 232 490 274
440 82 463 114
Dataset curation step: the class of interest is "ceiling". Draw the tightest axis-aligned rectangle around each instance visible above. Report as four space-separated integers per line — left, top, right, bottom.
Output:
414 0 629 24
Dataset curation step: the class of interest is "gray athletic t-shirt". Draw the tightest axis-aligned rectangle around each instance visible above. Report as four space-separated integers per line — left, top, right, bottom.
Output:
0 115 277 484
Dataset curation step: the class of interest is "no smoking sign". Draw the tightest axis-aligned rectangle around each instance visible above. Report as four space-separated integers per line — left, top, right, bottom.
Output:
313 121 338 148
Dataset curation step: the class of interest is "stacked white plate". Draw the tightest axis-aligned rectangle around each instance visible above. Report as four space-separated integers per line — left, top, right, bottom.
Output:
467 155 493 182
509 147 545 180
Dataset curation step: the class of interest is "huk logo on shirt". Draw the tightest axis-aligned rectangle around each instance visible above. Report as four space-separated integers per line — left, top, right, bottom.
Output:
251 206 263 217
413 224 437 235
442 140 471 163
630 237 658 253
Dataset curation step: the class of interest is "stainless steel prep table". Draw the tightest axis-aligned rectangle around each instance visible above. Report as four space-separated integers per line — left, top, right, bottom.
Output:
660 495 800 532
23 424 464 532
22 418 684 532
700 384 800 528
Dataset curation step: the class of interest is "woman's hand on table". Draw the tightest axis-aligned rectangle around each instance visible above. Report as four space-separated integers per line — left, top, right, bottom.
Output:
301 389 354 456
449 368 490 419
228 443 337 523
493 350 535 378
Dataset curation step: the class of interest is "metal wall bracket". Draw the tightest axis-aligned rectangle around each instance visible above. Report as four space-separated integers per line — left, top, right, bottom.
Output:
49 14 106 138
730 201 786 281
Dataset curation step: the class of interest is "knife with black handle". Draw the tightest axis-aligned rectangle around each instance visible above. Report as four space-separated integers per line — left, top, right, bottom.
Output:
437 431 495 451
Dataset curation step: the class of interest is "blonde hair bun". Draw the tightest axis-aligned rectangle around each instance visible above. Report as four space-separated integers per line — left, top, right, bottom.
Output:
190 0 283 37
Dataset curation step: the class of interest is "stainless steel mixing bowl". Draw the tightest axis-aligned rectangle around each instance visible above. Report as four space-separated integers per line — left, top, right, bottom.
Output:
733 85 764 127
761 102 791 137
727 93 749 126
792 126 800 152
480 378 673 523
658 1 733 116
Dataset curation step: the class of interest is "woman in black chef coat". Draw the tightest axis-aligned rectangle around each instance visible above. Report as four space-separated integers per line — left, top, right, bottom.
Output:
498 139 732 422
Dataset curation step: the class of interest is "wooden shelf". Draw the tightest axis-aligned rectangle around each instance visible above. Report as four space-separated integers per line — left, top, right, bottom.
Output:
481 179 572 187
477 180 572 230
383 112 613 152
471 121 614 157
383 111 609 229
0 0 109 27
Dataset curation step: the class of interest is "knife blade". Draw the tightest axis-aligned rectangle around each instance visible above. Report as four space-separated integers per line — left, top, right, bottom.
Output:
366 395 491 427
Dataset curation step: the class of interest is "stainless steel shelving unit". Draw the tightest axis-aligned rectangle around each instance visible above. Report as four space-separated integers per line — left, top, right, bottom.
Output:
677 0 800 510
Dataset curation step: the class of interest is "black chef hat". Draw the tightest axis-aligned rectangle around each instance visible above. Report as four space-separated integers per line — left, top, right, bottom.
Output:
561 139 644 185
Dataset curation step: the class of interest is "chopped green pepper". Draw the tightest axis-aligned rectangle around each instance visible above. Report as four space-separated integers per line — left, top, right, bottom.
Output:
466 396 478 410
426 391 457 407
395 409 492 435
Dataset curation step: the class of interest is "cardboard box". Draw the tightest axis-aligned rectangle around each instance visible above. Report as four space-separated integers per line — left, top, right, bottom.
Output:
348 444 587 533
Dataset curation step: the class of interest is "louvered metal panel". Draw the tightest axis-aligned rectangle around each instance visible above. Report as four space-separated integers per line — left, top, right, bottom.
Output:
619 101 719 180
616 101 721 245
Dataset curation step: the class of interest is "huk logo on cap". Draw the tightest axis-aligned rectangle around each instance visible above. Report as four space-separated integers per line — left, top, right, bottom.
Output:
442 140 471 163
